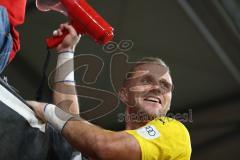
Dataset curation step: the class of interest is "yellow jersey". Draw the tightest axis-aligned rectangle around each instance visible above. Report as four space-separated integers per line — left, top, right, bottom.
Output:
126 117 191 160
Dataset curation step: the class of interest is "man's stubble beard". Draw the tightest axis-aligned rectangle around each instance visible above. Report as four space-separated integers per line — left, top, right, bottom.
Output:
135 99 171 122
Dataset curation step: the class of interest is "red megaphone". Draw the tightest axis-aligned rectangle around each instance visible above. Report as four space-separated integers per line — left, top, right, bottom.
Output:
36 0 114 48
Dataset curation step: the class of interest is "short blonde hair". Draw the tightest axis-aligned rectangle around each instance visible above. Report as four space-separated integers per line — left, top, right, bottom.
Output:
122 57 170 87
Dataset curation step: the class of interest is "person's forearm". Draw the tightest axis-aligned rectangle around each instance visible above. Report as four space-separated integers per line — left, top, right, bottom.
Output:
62 118 136 160
53 86 79 114
62 118 110 159
53 51 79 114
42 104 141 160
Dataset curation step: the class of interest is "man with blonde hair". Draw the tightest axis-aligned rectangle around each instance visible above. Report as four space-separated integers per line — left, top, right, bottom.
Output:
29 24 191 160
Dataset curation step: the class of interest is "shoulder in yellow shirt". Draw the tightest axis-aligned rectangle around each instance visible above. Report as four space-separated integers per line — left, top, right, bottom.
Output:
126 117 191 160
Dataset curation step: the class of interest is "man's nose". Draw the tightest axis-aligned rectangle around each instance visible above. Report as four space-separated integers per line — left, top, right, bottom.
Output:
150 85 162 94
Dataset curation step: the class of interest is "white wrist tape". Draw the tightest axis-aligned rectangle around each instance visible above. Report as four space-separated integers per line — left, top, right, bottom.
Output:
55 52 74 82
44 104 74 132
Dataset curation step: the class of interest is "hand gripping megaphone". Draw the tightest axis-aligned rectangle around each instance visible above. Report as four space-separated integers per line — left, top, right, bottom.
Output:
36 0 114 48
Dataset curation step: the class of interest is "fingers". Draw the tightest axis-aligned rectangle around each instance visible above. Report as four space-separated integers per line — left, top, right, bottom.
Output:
53 28 64 36
26 100 38 107
61 24 77 36
53 23 77 37
26 100 45 111
26 100 47 121
53 23 81 52
52 23 68 36
59 23 69 30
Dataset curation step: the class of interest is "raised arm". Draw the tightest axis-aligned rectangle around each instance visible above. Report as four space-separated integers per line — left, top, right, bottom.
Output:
52 23 80 115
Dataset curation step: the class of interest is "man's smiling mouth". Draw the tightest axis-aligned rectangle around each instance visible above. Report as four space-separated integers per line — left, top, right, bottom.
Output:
144 96 161 104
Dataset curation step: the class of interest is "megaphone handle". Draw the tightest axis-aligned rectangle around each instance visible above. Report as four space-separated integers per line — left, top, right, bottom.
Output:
45 30 68 49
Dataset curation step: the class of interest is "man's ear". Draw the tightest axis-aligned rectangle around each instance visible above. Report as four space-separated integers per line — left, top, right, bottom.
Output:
118 87 128 103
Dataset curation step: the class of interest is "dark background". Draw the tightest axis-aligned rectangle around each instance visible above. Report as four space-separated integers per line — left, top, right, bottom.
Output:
2 0 240 159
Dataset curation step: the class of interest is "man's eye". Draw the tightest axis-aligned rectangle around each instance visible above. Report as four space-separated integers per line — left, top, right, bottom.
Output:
159 81 173 92
160 82 168 89
141 79 150 84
